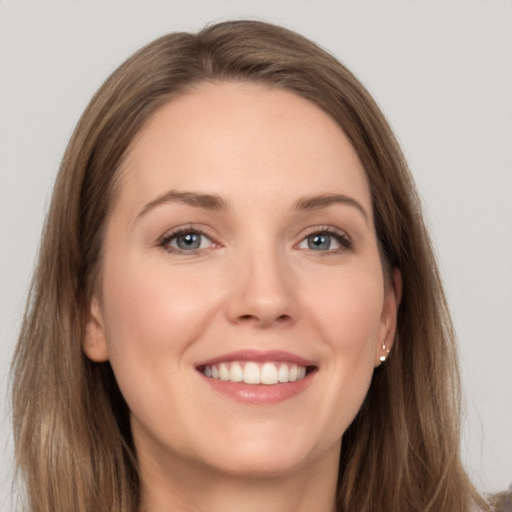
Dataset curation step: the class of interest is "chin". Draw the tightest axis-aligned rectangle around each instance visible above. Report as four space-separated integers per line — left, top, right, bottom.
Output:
193 423 338 479
204 446 314 479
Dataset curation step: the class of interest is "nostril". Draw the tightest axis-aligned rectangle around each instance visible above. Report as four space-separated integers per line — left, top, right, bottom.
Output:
236 313 291 325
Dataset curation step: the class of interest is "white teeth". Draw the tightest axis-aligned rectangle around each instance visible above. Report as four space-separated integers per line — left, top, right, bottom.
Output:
243 362 261 384
219 363 230 381
261 362 279 385
201 361 310 385
278 363 289 383
229 362 243 382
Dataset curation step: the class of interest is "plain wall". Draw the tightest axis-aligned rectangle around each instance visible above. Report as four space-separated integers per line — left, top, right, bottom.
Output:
1 1 511 508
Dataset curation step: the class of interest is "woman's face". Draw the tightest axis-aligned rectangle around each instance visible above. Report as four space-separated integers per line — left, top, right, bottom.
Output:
85 82 399 482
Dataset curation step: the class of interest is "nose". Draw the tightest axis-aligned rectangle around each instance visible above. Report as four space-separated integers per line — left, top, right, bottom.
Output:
226 247 298 328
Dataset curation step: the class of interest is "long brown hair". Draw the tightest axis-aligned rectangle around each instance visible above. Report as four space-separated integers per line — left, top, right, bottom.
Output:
12 20 489 512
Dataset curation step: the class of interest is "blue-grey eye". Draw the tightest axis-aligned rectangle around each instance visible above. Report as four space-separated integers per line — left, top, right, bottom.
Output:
164 231 213 251
307 233 332 250
176 233 202 250
298 231 347 251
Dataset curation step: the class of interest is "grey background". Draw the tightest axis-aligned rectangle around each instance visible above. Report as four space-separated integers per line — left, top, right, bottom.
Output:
1 1 511 508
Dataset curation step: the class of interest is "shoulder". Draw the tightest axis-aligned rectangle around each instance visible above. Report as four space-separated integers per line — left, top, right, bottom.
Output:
489 484 512 512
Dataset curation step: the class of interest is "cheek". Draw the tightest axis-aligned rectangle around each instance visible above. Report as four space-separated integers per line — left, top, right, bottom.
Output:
98 254 227 444
306 264 385 350
99 254 219 392
102 254 213 347
301 265 384 434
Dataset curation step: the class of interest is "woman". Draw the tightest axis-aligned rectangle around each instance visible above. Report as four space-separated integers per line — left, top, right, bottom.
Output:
11 20 491 511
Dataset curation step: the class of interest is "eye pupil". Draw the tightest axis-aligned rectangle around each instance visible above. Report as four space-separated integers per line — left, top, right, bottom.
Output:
308 234 331 250
177 233 201 250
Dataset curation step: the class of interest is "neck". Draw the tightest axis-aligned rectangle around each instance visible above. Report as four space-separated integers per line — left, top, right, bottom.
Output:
138 448 339 512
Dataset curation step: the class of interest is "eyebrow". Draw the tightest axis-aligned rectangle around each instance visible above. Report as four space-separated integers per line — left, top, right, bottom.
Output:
294 193 369 221
136 190 368 221
137 190 229 219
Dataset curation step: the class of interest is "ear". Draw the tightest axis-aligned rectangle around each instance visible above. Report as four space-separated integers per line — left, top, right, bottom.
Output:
83 294 109 362
375 268 402 367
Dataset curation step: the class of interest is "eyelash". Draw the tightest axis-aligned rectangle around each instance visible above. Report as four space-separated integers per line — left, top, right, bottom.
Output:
158 226 217 255
298 226 353 254
157 225 353 255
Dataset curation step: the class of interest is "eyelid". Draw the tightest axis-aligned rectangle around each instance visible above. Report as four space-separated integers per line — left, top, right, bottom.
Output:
300 224 351 239
296 225 353 252
156 223 352 255
158 224 220 254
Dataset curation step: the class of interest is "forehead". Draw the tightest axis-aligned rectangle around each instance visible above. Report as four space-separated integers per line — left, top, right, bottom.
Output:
118 81 371 215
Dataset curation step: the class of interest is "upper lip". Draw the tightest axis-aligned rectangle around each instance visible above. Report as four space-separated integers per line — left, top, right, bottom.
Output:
195 349 317 368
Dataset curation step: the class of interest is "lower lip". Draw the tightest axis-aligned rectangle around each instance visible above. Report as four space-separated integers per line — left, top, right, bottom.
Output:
199 372 315 404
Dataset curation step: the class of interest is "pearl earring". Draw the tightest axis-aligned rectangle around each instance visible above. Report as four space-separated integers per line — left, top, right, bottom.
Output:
379 342 390 362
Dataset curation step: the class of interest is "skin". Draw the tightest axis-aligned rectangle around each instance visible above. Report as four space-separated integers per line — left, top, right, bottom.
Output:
84 82 401 512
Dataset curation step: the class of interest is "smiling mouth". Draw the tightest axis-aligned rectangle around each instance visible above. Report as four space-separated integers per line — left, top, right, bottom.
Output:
198 361 316 385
